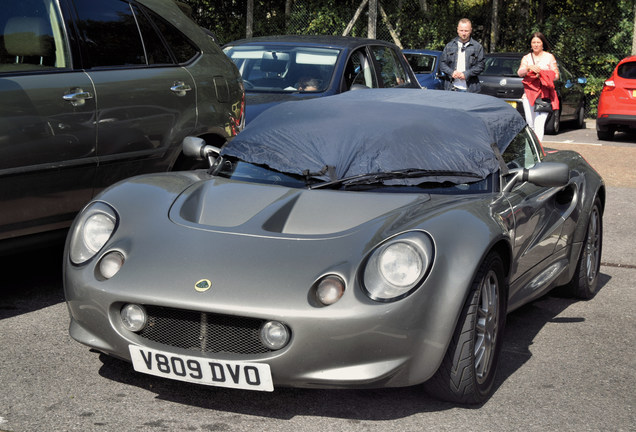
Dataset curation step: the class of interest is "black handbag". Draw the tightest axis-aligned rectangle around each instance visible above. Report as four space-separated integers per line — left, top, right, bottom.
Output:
534 98 553 112
530 54 553 113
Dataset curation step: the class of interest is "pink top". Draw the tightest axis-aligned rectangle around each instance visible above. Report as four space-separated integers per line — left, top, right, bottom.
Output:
517 52 560 80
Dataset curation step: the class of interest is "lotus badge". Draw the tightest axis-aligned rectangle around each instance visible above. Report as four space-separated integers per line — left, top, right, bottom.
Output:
195 279 212 292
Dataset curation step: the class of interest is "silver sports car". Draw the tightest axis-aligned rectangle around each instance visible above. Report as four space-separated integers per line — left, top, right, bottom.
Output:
64 89 605 404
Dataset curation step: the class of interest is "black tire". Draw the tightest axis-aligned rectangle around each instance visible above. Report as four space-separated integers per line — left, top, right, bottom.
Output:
564 197 603 299
597 128 615 141
545 109 561 135
425 253 507 404
575 105 585 129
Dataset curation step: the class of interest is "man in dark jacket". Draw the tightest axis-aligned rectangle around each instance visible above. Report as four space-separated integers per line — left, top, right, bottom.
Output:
439 18 485 93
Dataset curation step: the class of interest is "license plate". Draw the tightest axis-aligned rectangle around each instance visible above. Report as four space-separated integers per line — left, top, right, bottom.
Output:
129 345 274 392
505 100 517 108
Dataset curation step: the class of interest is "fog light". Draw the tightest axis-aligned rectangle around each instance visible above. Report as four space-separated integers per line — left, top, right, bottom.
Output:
315 276 345 306
121 304 147 332
99 251 124 279
260 321 289 350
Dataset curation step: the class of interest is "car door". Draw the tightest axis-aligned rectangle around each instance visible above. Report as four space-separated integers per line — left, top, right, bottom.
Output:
556 63 583 119
0 0 97 241
501 127 571 305
71 0 197 191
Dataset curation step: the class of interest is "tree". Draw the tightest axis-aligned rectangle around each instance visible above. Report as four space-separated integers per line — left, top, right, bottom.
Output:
490 0 500 53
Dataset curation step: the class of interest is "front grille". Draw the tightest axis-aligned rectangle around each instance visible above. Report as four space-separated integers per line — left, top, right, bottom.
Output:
137 305 271 355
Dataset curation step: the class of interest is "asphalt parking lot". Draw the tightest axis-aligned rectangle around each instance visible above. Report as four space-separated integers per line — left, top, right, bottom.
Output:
0 120 634 432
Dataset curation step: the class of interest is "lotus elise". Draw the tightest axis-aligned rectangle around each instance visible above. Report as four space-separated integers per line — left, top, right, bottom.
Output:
64 89 604 404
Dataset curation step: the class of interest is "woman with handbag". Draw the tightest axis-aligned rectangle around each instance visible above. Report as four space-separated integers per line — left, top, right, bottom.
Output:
517 32 560 140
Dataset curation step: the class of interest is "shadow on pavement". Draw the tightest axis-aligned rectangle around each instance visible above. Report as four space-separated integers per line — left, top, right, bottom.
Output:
0 242 65 320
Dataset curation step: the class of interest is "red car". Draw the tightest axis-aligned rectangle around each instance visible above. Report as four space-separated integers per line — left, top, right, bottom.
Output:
597 55 636 140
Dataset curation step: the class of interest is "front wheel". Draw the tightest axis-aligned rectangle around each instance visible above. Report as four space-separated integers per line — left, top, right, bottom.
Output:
424 252 507 404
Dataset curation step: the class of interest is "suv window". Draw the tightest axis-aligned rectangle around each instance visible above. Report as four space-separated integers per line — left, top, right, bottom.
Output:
371 46 408 87
74 0 146 67
148 9 198 63
73 0 198 68
0 0 70 72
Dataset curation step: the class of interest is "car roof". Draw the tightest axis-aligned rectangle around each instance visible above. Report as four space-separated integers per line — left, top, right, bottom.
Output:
486 52 524 58
402 49 442 55
222 89 527 185
223 35 400 50
618 55 636 65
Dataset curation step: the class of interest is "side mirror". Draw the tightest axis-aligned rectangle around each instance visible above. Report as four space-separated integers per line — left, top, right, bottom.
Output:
578 77 587 86
182 136 220 167
503 162 569 192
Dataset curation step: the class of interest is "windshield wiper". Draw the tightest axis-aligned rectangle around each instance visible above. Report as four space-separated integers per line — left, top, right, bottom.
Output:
310 169 481 190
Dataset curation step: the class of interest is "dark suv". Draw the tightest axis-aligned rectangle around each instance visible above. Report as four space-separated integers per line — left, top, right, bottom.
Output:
0 0 244 250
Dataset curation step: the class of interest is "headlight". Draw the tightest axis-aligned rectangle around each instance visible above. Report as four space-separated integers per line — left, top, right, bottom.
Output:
260 321 290 350
69 202 118 264
362 231 434 302
121 304 147 332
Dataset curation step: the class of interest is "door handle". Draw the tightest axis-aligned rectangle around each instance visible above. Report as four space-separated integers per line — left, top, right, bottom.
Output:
171 81 192 96
63 89 94 107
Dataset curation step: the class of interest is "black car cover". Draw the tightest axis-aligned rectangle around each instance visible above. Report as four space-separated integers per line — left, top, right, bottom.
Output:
222 88 527 185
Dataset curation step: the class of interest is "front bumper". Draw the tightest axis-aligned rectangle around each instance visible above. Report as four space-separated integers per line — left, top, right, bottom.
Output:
65 284 453 390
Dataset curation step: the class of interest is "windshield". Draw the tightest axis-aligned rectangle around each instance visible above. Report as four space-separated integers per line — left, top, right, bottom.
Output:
213 157 494 194
482 56 521 77
223 44 340 92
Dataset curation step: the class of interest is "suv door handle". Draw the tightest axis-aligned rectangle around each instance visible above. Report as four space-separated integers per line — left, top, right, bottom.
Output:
171 82 192 96
63 89 94 107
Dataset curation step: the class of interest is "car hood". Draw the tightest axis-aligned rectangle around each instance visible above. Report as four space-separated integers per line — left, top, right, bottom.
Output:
169 177 429 236
92 172 492 312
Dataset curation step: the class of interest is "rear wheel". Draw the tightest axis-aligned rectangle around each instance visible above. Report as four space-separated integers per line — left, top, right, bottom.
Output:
425 253 507 404
564 197 603 299
545 109 561 134
575 105 585 129
597 127 615 141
